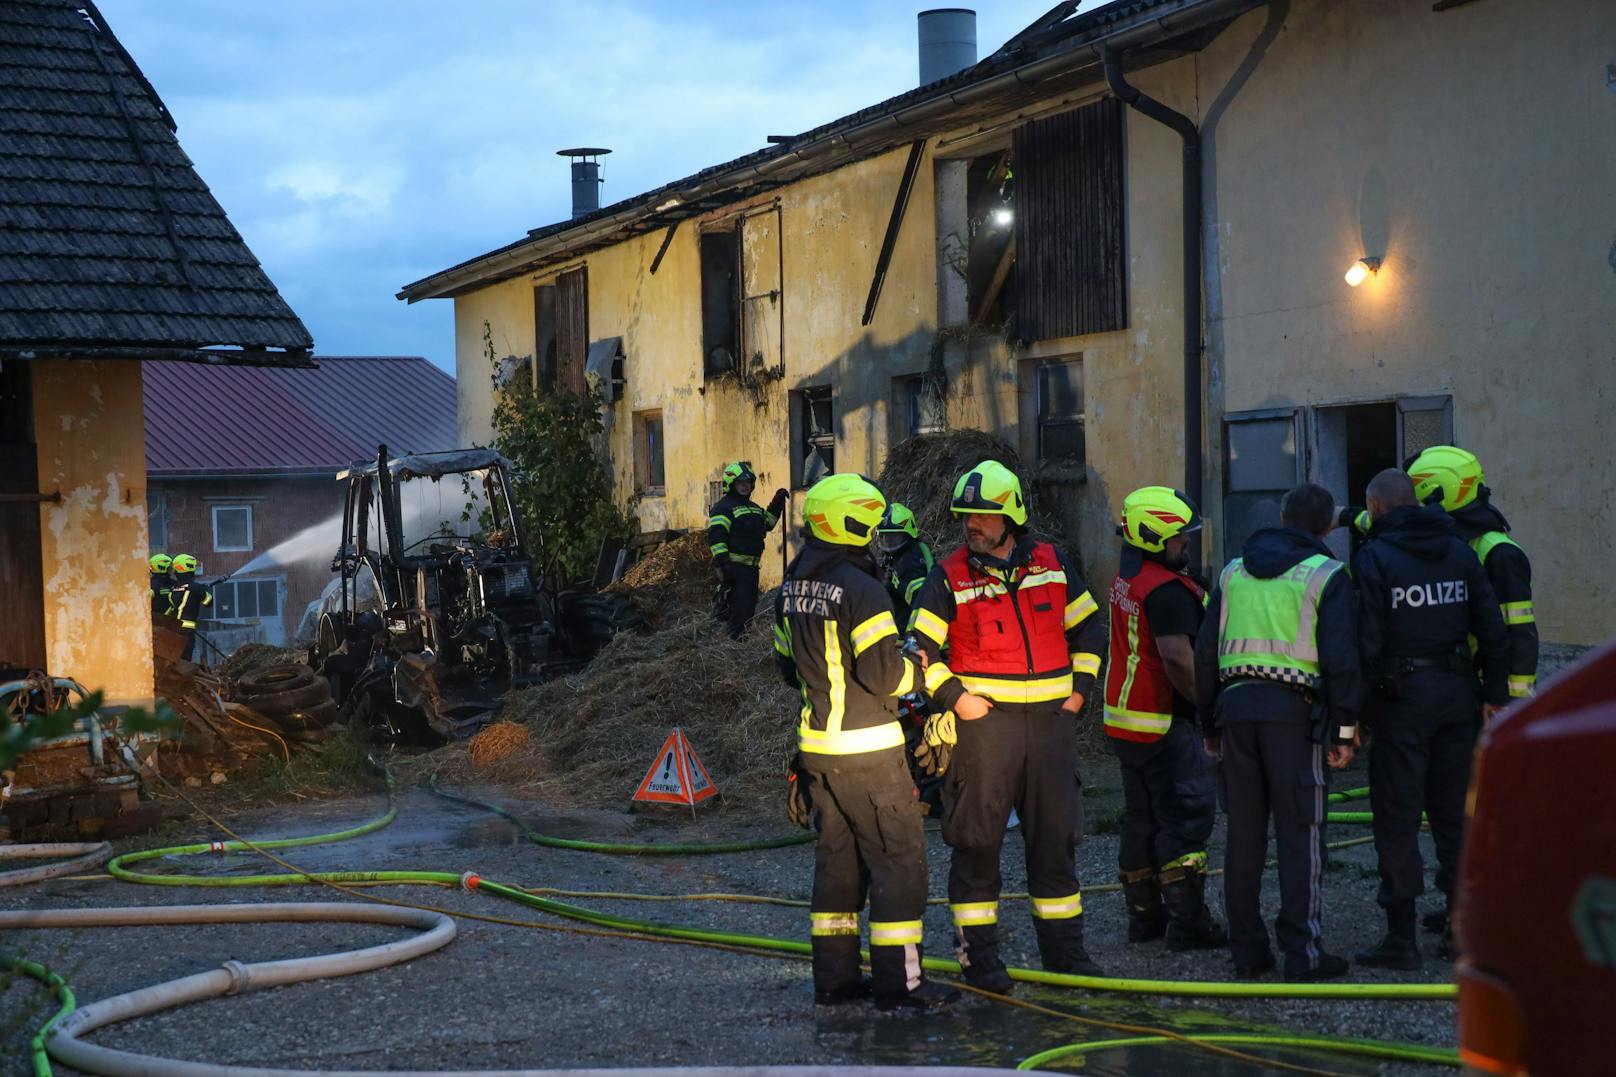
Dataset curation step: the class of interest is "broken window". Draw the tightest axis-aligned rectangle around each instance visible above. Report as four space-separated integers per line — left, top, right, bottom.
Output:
1013 97 1127 340
966 150 1016 325
794 387 835 488
211 504 253 552
635 410 665 495
214 578 281 622
1035 360 1085 465
895 374 946 440
533 284 557 392
700 228 741 378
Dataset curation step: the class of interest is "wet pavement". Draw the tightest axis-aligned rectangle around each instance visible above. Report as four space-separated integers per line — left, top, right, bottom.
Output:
1 759 1455 1074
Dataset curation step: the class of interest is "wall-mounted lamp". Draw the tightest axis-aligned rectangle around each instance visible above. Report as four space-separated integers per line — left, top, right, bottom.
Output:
991 206 1014 228
1344 256 1382 287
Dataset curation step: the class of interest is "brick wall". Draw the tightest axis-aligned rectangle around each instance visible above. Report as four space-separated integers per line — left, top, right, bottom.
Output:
149 475 344 647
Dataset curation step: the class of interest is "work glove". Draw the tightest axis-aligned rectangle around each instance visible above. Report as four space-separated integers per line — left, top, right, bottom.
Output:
911 710 957 777
768 488 789 518
786 756 815 830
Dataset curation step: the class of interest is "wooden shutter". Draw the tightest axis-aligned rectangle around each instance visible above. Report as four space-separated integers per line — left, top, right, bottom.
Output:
1013 97 1127 340
556 267 589 395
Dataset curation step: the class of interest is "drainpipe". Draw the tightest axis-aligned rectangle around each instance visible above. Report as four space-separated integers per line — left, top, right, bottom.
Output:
1102 44 1204 563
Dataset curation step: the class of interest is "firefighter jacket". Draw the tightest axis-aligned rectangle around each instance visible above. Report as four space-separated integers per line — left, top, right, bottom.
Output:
774 539 920 756
169 578 212 630
1194 527 1363 744
1450 501 1537 698
1103 555 1204 742
908 537 1103 713
708 492 779 570
1352 504 1509 706
884 538 934 631
150 573 174 617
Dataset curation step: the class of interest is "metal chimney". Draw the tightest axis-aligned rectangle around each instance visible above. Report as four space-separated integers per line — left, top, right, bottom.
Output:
917 8 976 86
558 147 611 219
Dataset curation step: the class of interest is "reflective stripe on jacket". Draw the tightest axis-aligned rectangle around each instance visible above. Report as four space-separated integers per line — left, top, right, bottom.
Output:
1104 559 1203 742
1469 530 1538 698
708 493 778 566
1216 553 1344 690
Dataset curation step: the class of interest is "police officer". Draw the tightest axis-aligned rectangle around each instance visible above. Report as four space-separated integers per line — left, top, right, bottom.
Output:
875 503 934 632
774 473 958 1012
909 461 1106 991
168 553 212 662
1195 483 1363 981
708 461 787 638
1353 469 1508 970
1104 487 1226 953
148 554 175 618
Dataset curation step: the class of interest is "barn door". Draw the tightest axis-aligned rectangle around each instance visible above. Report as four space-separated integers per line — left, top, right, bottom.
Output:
0 361 47 672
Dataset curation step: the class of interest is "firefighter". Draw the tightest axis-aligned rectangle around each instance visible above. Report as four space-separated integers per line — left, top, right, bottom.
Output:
909 460 1106 991
875 503 934 632
774 473 958 1012
168 554 212 662
1195 483 1363 981
148 554 175 618
1104 487 1227 953
1353 469 1508 970
708 461 788 638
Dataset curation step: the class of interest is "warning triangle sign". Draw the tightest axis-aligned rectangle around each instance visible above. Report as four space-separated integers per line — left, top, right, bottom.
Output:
632 727 718 809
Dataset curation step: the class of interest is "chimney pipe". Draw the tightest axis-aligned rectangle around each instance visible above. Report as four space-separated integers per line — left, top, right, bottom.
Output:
558 147 611 220
917 8 976 86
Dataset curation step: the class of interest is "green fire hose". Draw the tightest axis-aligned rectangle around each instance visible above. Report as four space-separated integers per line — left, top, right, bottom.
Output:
2 955 75 1077
1018 1033 1458 1071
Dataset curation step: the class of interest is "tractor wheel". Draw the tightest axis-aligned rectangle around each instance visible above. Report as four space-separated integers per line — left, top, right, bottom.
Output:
235 664 318 698
241 680 333 718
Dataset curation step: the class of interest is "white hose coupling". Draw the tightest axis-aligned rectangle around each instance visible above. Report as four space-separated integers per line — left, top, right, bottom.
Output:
221 959 253 995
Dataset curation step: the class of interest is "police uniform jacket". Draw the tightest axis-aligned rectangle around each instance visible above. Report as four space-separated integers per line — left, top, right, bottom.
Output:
1352 505 1508 706
774 538 920 756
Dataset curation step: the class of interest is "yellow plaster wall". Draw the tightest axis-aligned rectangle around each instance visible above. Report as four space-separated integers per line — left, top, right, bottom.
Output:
31 359 153 704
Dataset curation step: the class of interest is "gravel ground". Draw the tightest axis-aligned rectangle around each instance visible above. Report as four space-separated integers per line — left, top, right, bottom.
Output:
2 752 1457 1076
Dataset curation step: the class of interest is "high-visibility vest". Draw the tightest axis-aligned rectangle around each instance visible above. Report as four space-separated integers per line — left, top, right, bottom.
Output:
934 541 1075 705
1215 553 1343 690
1104 560 1203 742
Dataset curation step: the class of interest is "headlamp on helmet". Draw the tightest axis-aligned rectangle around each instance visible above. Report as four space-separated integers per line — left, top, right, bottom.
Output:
803 474 888 547
1118 487 1201 553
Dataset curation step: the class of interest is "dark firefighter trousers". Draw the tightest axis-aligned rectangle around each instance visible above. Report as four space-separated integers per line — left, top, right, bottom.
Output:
1217 685 1330 971
1368 670 1480 909
713 563 761 639
943 705 1088 973
800 746 929 999
1110 717 1217 875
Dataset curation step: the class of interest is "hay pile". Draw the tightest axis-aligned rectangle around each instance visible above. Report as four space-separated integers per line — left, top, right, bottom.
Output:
490 612 796 806
468 720 530 766
216 643 304 683
877 431 1071 555
604 534 713 628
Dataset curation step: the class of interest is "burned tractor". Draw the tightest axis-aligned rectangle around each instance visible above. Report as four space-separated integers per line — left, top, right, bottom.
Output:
310 446 639 742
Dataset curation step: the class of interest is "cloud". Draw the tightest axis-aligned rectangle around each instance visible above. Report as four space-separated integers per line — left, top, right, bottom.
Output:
93 0 1069 367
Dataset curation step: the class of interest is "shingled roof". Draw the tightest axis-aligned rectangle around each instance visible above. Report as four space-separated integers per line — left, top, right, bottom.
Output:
145 357 458 477
0 0 314 366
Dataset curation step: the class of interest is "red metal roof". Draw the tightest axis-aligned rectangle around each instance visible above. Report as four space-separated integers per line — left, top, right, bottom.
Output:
144 356 458 476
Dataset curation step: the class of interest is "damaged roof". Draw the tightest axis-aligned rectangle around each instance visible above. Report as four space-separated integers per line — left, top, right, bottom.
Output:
145 356 458 477
399 0 1257 303
0 0 314 365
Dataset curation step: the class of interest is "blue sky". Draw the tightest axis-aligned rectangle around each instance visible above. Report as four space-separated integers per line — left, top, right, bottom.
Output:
97 2 1089 373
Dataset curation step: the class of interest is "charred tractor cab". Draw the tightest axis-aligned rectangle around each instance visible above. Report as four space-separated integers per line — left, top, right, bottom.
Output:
311 446 638 742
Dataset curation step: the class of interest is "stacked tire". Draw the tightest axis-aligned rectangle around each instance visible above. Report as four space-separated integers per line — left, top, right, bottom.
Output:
231 664 340 744
570 593 646 654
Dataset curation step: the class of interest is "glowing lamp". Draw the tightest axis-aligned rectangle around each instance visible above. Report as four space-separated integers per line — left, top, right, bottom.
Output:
1345 256 1382 287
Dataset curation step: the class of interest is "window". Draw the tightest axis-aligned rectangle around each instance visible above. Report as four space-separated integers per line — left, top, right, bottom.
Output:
897 375 946 440
965 149 1016 325
211 504 253 552
1396 395 1454 463
1035 360 1084 464
533 284 557 392
793 387 835 488
147 493 169 552
700 229 741 378
1012 97 1127 340
635 410 665 495
533 267 588 394
1223 408 1303 557
213 577 281 622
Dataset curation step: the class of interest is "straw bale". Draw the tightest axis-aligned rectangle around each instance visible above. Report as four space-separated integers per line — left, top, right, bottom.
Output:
467 720 530 766
604 534 714 628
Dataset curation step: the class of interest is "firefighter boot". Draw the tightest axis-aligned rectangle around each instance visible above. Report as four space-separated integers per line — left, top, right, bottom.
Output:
1161 867 1230 953
1356 902 1423 971
1033 915 1106 978
812 934 867 1005
1120 868 1167 943
957 924 1014 994
871 943 959 1011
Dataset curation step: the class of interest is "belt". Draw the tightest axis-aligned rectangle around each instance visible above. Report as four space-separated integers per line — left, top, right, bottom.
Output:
1393 654 1468 676
1225 675 1315 704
